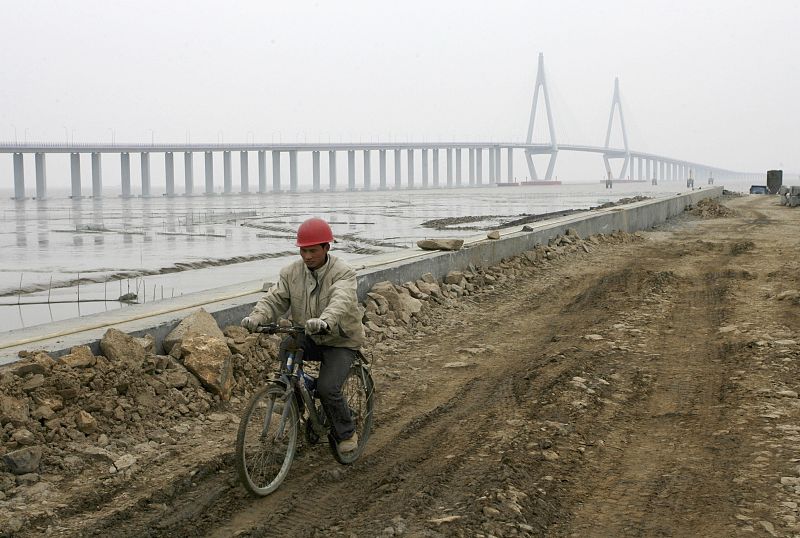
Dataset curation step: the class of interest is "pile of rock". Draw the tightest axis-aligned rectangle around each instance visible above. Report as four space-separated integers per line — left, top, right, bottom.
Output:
778 186 800 207
0 308 280 502
361 229 640 344
688 198 735 218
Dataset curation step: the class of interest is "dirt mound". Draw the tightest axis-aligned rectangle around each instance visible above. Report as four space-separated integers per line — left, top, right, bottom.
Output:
688 198 736 218
592 195 651 210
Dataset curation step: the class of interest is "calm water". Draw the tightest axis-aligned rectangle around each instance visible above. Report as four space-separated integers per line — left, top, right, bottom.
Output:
0 180 750 333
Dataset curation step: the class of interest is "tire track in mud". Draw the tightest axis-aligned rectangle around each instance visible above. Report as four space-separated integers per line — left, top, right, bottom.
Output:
555 236 751 536
163 252 632 537
206 281 598 537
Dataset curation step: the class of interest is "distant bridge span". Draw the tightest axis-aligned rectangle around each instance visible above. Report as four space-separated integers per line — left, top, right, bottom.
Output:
1 54 758 200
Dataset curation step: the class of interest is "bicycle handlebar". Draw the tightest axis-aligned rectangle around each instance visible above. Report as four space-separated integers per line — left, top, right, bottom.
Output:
254 323 305 335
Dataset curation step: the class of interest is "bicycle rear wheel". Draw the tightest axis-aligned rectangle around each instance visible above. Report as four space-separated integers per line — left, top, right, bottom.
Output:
330 364 375 464
236 384 299 496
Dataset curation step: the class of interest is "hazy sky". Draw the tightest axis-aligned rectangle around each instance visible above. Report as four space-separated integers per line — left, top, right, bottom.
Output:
1 0 798 184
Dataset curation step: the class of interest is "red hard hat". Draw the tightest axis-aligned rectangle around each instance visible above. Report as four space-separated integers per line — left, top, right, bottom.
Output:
296 217 334 247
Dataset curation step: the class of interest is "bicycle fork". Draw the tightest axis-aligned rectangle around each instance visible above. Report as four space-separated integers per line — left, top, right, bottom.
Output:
262 384 295 442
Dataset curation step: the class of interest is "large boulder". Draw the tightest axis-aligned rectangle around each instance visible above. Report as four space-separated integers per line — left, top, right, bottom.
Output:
444 271 467 286
100 328 146 368
6 352 55 377
417 238 464 251
76 410 98 434
163 308 225 354
0 395 29 426
415 279 442 297
3 446 42 475
58 345 97 368
179 335 234 400
370 281 422 317
366 292 390 315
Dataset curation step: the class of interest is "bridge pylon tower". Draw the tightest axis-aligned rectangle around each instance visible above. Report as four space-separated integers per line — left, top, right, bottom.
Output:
603 77 631 180
525 52 558 181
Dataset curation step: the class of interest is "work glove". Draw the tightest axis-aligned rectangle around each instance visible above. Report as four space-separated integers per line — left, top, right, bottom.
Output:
241 316 260 332
305 318 328 335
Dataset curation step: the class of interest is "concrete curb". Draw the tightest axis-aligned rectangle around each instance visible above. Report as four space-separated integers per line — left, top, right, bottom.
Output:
0 186 722 364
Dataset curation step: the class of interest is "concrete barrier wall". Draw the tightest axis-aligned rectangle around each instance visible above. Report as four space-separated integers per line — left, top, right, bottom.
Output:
0 186 722 364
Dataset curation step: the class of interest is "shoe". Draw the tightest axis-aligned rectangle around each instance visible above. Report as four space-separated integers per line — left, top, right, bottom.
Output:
338 433 358 452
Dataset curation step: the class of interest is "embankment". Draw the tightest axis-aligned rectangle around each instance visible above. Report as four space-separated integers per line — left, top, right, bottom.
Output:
0 186 722 364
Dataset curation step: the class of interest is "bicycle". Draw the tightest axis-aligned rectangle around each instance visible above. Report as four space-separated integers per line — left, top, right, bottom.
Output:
235 322 375 496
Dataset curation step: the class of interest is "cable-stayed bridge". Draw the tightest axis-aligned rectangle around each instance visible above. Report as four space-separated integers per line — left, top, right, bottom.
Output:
1 53 759 200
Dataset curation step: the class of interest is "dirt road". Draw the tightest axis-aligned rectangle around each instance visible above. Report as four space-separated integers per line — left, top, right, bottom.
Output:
6 193 800 537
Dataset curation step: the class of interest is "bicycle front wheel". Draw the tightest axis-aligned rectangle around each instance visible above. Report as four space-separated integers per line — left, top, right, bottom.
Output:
235 383 299 496
330 364 375 464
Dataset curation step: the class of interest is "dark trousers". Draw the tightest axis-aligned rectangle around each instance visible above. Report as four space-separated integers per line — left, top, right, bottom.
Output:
279 335 356 441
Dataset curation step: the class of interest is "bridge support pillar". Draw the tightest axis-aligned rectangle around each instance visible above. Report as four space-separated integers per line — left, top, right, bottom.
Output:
240 151 249 193
476 148 483 185
407 149 415 188
488 147 495 183
638 157 643 182
258 151 267 193
646 159 651 183
70 153 82 198
394 149 401 189
347 150 356 191
433 149 439 187
223 151 232 194
272 151 281 192
289 150 298 192
312 151 321 192
421 149 428 187
456 148 462 186
91 152 102 198
379 150 387 189
329 151 337 191
13 153 25 200
165 152 175 196
141 152 151 197
446 148 453 187
468 148 475 185
507 148 513 181
183 152 194 196
363 150 371 190
204 151 214 194
495 147 501 182
35 152 47 200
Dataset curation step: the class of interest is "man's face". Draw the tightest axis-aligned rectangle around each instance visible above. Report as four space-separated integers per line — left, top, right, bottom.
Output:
300 244 329 270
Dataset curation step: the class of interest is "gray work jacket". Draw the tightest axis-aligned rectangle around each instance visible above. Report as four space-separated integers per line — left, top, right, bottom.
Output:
248 254 365 349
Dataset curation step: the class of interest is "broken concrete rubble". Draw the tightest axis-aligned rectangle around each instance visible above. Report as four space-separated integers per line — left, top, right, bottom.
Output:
163 307 226 354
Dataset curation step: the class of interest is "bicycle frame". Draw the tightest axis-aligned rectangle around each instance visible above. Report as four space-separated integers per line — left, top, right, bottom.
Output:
269 332 329 440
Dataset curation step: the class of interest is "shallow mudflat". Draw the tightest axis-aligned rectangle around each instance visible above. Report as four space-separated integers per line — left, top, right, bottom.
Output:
0 183 688 332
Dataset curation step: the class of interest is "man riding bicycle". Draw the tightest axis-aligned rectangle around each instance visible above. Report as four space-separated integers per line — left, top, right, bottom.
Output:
241 217 365 453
